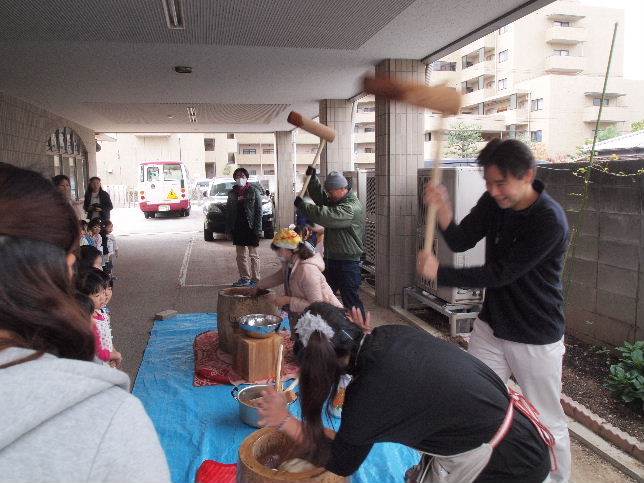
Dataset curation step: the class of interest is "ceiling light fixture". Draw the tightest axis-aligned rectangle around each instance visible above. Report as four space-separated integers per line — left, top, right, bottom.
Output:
186 107 197 123
162 0 185 30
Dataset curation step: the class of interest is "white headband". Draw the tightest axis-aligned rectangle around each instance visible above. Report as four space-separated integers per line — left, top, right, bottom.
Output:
295 311 335 348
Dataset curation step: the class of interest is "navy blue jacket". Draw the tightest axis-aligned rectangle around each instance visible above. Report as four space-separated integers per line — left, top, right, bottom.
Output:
437 180 569 344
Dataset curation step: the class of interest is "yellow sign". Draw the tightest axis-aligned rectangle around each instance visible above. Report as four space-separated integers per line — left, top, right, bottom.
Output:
166 189 179 200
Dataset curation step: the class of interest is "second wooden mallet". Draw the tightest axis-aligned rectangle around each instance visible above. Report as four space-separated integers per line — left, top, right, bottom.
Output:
363 76 462 253
287 111 336 197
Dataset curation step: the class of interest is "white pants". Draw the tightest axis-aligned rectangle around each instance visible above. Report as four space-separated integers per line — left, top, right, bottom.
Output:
468 319 571 483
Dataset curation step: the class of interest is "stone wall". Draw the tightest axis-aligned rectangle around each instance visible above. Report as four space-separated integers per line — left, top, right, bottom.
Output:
539 159 643 346
0 91 96 183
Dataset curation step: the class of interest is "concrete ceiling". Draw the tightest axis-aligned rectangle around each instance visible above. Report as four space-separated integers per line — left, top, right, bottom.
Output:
0 0 553 133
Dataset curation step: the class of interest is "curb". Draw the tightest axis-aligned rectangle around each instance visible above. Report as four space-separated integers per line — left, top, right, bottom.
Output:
560 394 644 465
388 305 644 480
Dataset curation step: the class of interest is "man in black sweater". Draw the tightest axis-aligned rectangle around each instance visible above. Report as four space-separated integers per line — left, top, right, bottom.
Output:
418 139 570 482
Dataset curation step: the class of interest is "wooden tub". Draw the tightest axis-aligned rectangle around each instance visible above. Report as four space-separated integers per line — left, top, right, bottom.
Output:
237 428 347 483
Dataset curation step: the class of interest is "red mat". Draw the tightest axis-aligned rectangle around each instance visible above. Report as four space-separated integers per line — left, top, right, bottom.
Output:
196 460 236 483
194 330 299 386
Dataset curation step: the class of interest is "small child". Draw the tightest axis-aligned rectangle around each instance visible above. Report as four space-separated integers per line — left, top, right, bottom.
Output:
78 245 103 271
77 268 122 367
79 220 90 246
102 220 118 277
87 219 103 249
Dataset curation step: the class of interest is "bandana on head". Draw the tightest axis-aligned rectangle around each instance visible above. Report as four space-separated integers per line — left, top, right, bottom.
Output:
295 311 335 348
272 228 302 250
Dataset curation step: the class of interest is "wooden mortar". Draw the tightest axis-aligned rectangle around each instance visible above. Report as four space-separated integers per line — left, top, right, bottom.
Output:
217 287 280 355
237 428 347 483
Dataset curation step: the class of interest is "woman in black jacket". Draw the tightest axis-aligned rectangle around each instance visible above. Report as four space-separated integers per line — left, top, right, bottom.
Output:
225 168 263 287
83 177 113 221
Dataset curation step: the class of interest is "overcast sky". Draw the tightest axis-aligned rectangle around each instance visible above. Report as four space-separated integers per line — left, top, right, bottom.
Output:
579 0 643 79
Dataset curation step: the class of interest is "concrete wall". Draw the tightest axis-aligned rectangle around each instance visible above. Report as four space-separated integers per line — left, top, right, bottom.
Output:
0 91 96 192
539 159 644 346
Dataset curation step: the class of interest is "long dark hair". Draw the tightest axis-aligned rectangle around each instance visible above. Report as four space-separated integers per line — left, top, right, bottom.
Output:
0 163 94 362
296 302 364 465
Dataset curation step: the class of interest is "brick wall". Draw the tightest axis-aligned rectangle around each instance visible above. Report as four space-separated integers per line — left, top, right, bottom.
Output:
0 92 96 180
539 159 644 346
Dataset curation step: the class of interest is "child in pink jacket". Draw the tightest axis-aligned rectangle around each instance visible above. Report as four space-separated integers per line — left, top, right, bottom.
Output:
258 228 343 316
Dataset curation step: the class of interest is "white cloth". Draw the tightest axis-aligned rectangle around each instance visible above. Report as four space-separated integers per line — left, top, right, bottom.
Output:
468 318 571 483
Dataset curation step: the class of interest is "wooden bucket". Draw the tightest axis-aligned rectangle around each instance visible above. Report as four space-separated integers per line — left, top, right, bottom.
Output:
217 287 279 355
237 428 347 483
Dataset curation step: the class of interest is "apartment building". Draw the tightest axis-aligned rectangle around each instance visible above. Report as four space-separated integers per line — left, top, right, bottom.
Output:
426 0 644 160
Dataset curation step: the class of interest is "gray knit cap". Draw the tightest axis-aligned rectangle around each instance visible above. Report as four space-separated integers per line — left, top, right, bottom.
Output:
324 171 348 190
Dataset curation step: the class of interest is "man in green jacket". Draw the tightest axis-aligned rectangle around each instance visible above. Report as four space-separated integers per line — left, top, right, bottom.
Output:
294 169 365 315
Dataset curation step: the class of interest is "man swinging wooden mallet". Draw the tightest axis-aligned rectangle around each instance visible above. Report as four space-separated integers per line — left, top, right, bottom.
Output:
365 74 569 482
287 111 366 317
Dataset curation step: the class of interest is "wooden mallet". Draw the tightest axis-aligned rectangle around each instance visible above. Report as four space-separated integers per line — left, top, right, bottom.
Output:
363 76 462 253
287 111 336 197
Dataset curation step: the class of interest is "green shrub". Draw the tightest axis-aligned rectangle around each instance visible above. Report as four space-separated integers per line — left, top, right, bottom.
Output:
605 341 644 411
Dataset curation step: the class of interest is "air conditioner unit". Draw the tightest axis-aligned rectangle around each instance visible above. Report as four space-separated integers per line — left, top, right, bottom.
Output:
416 166 486 304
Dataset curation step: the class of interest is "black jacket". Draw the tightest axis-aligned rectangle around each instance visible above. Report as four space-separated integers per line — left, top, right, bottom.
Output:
83 189 113 221
225 184 263 236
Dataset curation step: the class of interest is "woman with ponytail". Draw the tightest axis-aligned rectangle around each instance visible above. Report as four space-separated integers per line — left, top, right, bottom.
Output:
0 163 169 482
257 228 343 322
258 302 552 483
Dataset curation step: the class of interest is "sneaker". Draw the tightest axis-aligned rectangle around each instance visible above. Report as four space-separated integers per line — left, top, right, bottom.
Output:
247 280 257 288
232 278 250 287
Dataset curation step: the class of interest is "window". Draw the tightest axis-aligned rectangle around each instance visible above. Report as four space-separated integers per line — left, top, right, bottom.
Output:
364 147 374 153
204 138 215 151
553 49 569 56
242 148 256 155
227 133 235 139
227 153 235 163
592 98 609 107
262 148 274 154
554 21 570 27
139 164 144 182
498 78 507 90
163 164 183 181
249 170 257 175
364 126 375 133
147 166 160 181
531 98 544 111
498 50 509 63
424 132 432 141
264 169 275 175
499 25 511 34
359 106 375 112
531 130 543 142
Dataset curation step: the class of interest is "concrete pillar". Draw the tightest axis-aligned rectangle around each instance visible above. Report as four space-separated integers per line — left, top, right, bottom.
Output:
318 99 354 177
374 60 426 306
275 131 296 229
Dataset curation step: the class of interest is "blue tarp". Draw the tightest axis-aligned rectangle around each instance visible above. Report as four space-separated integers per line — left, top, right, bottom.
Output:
133 313 418 483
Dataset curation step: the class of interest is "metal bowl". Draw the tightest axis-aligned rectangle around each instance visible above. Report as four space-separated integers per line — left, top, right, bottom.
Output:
238 313 283 339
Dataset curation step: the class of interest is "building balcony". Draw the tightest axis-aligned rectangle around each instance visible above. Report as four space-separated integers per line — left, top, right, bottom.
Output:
503 108 529 126
354 132 375 144
467 33 496 53
546 2 585 22
546 26 587 45
428 69 457 86
582 106 626 123
461 88 495 108
234 153 276 165
235 133 274 144
354 111 375 124
355 152 375 164
295 130 320 145
461 60 494 81
425 112 505 133
545 55 585 73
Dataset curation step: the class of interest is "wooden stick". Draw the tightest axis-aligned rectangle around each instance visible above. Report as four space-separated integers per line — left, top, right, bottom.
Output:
298 138 326 197
274 343 284 392
424 116 445 251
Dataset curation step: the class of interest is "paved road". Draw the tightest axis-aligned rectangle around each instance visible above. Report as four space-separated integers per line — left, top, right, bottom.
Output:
107 208 636 483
